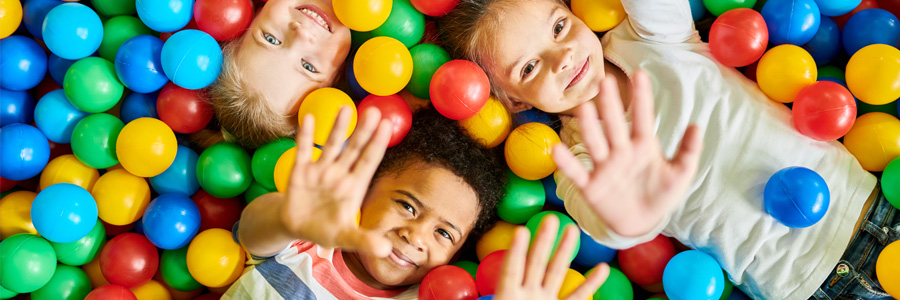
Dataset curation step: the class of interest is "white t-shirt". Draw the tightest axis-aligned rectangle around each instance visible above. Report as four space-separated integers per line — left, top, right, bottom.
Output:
556 1 878 299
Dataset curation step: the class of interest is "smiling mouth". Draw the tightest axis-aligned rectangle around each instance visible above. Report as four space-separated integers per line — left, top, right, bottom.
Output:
566 57 590 90
389 249 417 268
296 5 332 33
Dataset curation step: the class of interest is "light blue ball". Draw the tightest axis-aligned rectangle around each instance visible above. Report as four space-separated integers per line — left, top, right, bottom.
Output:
814 0 861 16
142 193 201 249
31 183 99 243
150 145 200 196
0 89 35 127
48 53 78 86
573 229 617 269
764 166 830 228
34 89 89 144
0 36 48 91
120 92 160 124
161 29 223 90
115 35 168 93
135 0 194 33
0 124 50 181
663 250 725 300
801 16 841 65
842 8 900 56
23 0 63 40
761 0 821 46
41 3 104 60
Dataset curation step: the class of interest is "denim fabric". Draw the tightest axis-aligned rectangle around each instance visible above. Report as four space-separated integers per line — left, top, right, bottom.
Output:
810 189 900 300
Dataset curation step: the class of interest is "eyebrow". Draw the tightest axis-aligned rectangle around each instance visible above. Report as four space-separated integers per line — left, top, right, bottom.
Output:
395 190 463 239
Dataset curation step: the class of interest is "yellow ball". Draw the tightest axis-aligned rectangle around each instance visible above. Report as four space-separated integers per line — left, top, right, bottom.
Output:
877 241 900 299
354 36 413 96
843 112 900 172
116 117 178 177
186 228 246 288
39 154 99 191
131 280 172 300
273 146 322 193
82 256 110 289
757 45 817 103
558 269 588 300
0 191 38 239
571 0 626 32
0 0 22 39
459 96 512 149
505 122 561 180
476 221 517 261
846 44 900 105
297 88 357 146
333 0 392 32
92 168 151 226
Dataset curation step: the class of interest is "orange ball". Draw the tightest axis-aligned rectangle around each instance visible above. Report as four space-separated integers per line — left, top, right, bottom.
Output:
273 146 322 193
130 280 172 300
505 122 561 180
296 88 357 146
186 229 246 288
476 221 517 261
571 0 626 32
558 269 588 300
877 241 900 298
82 256 111 289
459 96 512 149
0 190 38 239
39 154 99 191
842 112 900 172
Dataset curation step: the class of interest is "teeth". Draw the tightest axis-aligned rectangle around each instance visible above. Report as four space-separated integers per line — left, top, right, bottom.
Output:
299 8 330 31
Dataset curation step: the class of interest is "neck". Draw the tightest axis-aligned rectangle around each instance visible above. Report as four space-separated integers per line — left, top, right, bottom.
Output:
342 251 396 290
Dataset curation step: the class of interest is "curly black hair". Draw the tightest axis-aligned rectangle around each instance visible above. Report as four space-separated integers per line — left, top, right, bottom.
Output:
374 108 506 247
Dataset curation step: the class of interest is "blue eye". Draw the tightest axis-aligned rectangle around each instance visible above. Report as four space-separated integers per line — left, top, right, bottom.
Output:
263 32 281 45
437 229 452 240
302 60 318 73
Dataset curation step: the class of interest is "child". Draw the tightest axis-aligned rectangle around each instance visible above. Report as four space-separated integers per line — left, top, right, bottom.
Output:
224 107 609 299
439 0 898 299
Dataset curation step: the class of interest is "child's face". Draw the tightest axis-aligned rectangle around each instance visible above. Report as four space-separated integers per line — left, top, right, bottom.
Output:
485 0 605 113
235 0 351 115
355 162 480 287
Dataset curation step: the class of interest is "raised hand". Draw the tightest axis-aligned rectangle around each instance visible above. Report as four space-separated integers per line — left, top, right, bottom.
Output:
552 70 703 238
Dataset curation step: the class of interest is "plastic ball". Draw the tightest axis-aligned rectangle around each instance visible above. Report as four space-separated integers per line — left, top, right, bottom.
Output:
0 284 14 299
419 265 478 300
0 0 22 38
100 233 159 288
703 0 757 16
815 0 862 15
71 113 124 169
358 94 413 147
32 183 98 243
557 269 586 299
0 89 35 127
135 0 193 33
760 0 821 45
663 250 725 300
39 154 99 191
843 112 900 171
451 260 478 279
475 250 505 296
846 45 900 105
273 146 322 193
0 191 38 239
31 264 91 300
91 0 136 17
120 92 160 124
877 240 900 298
48 53 78 86
0 234 57 293
196 142 252 198
354 36 413 96
0 123 49 180
156 82 214 134
842 9 900 56
801 17 842 65
371 0 425 48
0 36 47 91
410 0 457 16
407 43 451 100
792 81 857 141
573 228 617 269
82 256 110 288
34 90 87 143
130 280 171 300
244 180 274 204
505 122 561 180
541 175 565 207
592 267 633 300
763 166 830 228
297 87 358 146
709 8 768 67
115 35 168 93
150 145 200 196
93 168 151 226
42 3 103 60
333 0 392 32
99 16 155 62
193 0 252 41
50 219 105 266
142 193 201 249
22 0 61 39
117 117 178 177
64 57 125 113
430 59 491 120
192 190 243 232
884 157 900 209
571 0 626 32
160 246 203 292
186 228 245 288
459 96 512 149
618 235 676 287
524 211 580 262
85 284 137 300
346 55 370 99
475 221 517 261
756 45 818 103
161 30 223 90
251 138 296 191
833 0 879 28
498 171 545 224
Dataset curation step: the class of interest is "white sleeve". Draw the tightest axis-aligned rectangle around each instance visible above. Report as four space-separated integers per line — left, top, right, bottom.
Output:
619 0 696 44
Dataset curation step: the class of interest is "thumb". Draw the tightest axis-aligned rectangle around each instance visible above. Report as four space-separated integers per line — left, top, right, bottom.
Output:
340 229 392 258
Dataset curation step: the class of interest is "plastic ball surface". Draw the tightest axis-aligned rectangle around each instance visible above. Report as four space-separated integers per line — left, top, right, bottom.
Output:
763 166 830 228
475 221 517 261
571 0 626 32
297 87 358 146
50 219 105 266
91 0 137 17
815 0 862 15
186 228 246 288
371 0 425 48
358 94 413 147
846 44 900 105
877 240 900 298
505 122 561 180
129 280 171 300
756 45 817 103
161 30 223 90
0 35 48 91
843 112 900 171
475 250 505 296
196 142 252 198
156 82 214 133
0 234 57 293
135 0 193 33
99 16 155 62
273 146 322 193
160 246 203 292
31 264 91 300
31 183 96 244
120 92 160 124
251 138 296 191
524 211 580 263
92 168 151 226
115 35 168 93
842 8 900 56
100 233 159 288
498 171 545 224
64 57 125 113
0 191 38 239
459 96 512 149
42 3 103 60
0 0 22 38
34 89 89 144
573 228 617 269
662 250 725 300
591 266 633 300
38 154 99 191
333 0 392 32
761 0 821 45
703 0 757 16
116 117 178 177
709 8 768 67
884 157 900 209
407 43 451 100
150 145 200 196
792 81 857 141
410 0 457 16
192 190 243 231
618 235 676 287
22 0 61 40
430 60 490 120
354 36 414 96
801 17 842 65
142 193 201 250
0 89 35 127
0 123 50 180
418 265 478 300
84 284 137 300
71 113 125 169
193 0 252 41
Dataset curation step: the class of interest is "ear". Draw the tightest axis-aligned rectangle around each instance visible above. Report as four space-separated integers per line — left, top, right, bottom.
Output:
507 100 533 114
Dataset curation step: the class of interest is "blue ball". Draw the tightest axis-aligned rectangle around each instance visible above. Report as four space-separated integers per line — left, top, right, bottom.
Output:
541 175 564 207
134 218 145 235
23 0 63 40
663 250 726 300
142 193 201 249
34 89 89 144
814 0 861 16
120 92 160 124
161 30 223 90
728 288 752 300
689 0 708 21
0 123 50 181
150 145 200 196
764 166 830 228
761 0 821 46
0 36 48 91
31 183 99 243
477 296 494 300
347 56 370 99
48 53 78 86
0 89 35 127
515 109 554 127
135 0 194 33
41 3 104 60
572 229 617 269
802 17 841 65
115 35 168 93
842 9 900 56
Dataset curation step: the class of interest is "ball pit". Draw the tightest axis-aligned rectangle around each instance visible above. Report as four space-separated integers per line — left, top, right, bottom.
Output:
357 94 413 147
418 265 478 300
92 168 152 226
186 228 245 288
843 112 900 171
476 221 517 261
34 89 88 144
115 35 168 94
0 35 47 91
99 16 155 62
0 191 38 239
557 269 586 299
801 17 841 65
816 0 862 16
116 117 178 178
703 0 758 16
100 233 159 288
129 280 171 300
354 36 414 96
663 250 725 300
451 260 479 278
410 0 458 16
297 87 358 146
71 113 125 169
31 264 92 300
42 3 103 60
150 145 200 196
505 122 561 180
32 183 99 243
571 0 626 32
573 228 617 269
91 0 136 17
764 166 830 228
161 30 223 90
51 220 106 266
273 146 322 193
618 235 676 287
525 211 580 262
196 142 252 198
192 190 243 231
82 257 109 289
84 284 136 300
142 193 201 250
0 123 50 180
591 266 633 300
22 0 61 40
120 92 160 124
430 59 491 120
0 234 57 293
0 89 34 127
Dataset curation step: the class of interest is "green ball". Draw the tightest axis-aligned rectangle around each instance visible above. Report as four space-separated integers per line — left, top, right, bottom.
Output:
50 220 106 266
883 157 900 210
592 267 633 300
63 57 124 113
351 30 374 51
702 0 757 16
451 260 478 279
31 264 91 300
244 180 274 204
92 0 137 17
858 101 900 118
498 170 545 224
197 142 253 198
524 211 580 263
0 285 16 300
818 65 845 82
71 113 125 169
0 234 57 293
251 138 296 191
406 44 451 100
719 270 734 300
98 16 155 62
0 186 24 199
370 0 425 48
160 246 203 292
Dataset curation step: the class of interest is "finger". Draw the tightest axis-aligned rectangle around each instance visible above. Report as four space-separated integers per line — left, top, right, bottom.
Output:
552 144 589 189
671 124 703 177
334 108 383 172
576 102 610 161
543 225 579 290
596 75 630 152
523 214 560 286
630 70 656 141
340 229 392 258
566 263 610 300
318 106 353 164
349 118 392 181
293 114 316 172
499 226 531 288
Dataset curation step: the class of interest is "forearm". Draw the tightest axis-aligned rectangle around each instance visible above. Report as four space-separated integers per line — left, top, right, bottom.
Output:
237 192 297 257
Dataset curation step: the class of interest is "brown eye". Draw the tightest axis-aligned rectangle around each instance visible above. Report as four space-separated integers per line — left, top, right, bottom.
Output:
554 19 565 37
522 61 536 78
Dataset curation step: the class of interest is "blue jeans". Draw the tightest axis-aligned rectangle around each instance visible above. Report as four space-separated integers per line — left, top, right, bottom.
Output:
810 189 900 300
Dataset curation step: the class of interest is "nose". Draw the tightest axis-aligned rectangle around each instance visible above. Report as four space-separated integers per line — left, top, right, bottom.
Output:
550 46 575 74
289 21 318 45
398 227 426 252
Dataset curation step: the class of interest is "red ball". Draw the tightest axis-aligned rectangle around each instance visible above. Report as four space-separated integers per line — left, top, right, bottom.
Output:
419 265 479 300
192 189 244 232
430 60 490 120
742 61 759 82
194 0 254 41
0 176 17 192
99 233 160 288
47 140 73 161
709 8 768 67
358 94 413 147
157 82 214 134
475 250 506 296
85 284 138 300
617 235 676 287
879 0 900 20
792 81 857 141
32 76 61 100
102 220 136 237
194 293 223 300
411 0 459 17
834 0 880 28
